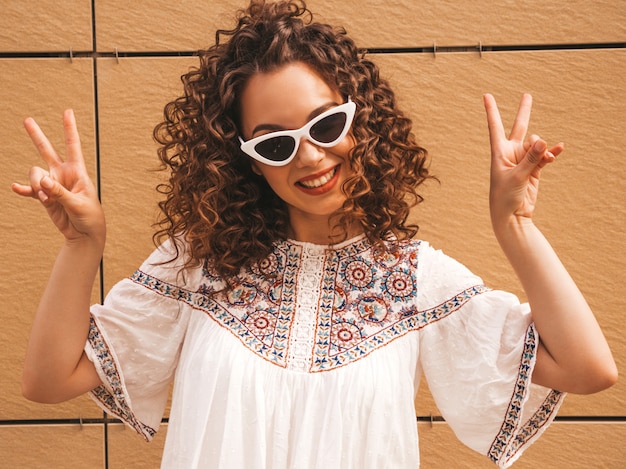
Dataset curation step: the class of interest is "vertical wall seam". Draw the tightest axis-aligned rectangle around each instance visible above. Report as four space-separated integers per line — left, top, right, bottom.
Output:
89 1 108 468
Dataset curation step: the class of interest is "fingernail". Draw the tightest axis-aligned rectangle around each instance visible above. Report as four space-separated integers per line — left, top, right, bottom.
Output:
41 176 53 189
533 140 546 152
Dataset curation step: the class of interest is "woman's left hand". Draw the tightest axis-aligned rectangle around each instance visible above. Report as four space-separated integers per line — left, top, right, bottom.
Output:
483 93 564 232
483 94 617 394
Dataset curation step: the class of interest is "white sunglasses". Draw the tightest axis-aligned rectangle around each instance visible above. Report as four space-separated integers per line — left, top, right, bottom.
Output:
238 98 356 166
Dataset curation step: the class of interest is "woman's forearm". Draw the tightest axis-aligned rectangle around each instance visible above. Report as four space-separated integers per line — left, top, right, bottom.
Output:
494 218 617 393
22 237 103 403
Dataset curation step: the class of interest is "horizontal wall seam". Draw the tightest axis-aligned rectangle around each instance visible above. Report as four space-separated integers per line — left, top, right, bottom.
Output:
2 415 626 426
0 41 624 60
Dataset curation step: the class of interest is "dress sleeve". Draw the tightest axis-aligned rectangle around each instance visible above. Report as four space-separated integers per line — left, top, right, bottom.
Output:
84 239 194 441
416 242 565 468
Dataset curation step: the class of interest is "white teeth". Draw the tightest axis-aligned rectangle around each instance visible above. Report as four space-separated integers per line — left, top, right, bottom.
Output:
299 167 336 188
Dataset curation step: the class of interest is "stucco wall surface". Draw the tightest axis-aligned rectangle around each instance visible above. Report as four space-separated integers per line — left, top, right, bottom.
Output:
1 0 624 467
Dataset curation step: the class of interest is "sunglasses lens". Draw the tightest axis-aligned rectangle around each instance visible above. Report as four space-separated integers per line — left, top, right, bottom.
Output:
255 136 297 161
310 112 348 143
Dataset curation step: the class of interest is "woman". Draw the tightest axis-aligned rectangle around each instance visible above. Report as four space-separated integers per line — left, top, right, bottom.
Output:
13 1 616 468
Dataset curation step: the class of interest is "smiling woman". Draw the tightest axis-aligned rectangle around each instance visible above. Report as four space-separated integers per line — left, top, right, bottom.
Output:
151 3 432 281
12 0 616 468
239 62 360 243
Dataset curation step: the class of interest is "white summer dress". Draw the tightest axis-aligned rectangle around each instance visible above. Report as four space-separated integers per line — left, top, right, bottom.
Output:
85 235 564 468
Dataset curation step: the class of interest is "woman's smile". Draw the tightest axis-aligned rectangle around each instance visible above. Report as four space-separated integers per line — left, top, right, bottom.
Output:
296 165 340 193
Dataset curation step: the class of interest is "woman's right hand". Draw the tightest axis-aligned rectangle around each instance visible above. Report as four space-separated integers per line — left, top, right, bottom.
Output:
15 110 105 403
12 109 105 247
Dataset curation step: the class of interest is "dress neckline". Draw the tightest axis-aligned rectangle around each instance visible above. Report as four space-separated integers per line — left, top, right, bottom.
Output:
284 233 367 250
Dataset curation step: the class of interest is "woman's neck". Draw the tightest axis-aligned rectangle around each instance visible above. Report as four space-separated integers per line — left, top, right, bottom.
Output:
287 218 364 245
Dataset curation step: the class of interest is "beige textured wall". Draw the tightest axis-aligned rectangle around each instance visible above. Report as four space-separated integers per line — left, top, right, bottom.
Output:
1 1 624 467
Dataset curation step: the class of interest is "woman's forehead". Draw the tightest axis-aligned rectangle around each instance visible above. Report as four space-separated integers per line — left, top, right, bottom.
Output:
240 62 342 134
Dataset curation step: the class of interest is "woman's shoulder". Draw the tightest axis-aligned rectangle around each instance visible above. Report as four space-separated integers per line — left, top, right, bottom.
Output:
136 236 209 290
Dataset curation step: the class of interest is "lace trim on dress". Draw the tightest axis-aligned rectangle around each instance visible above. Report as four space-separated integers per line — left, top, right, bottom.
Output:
287 242 326 371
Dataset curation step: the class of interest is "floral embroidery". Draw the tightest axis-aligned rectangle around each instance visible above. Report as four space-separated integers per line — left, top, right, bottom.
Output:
126 238 490 374
227 283 257 305
331 321 363 351
253 252 280 277
384 270 415 299
357 296 388 323
344 260 374 288
333 286 347 311
376 249 402 268
313 284 489 371
244 310 278 337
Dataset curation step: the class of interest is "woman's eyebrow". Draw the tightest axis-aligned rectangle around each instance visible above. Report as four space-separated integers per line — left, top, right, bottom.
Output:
250 101 340 137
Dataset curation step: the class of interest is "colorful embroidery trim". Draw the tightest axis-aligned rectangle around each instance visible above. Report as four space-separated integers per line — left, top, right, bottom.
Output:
88 316 157 441
129 239 491 373
487 323 564 465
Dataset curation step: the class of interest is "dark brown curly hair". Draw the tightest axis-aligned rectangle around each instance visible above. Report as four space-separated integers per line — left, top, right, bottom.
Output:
153 0 433 281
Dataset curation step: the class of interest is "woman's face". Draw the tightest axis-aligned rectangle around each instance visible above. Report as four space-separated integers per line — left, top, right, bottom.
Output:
239 61 357 243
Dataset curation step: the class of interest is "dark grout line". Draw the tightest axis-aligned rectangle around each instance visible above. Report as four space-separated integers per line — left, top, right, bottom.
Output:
366 41 626 54
88 1 109 467
0 42 624 60
2 416 626 426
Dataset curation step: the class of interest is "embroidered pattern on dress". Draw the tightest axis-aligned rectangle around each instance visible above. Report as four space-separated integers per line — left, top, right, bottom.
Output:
487 324 564 465
313 283 489 372
127 238 491 373
87 316 157 441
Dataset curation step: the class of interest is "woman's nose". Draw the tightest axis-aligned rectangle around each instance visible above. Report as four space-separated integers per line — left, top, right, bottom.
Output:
294 137 324 168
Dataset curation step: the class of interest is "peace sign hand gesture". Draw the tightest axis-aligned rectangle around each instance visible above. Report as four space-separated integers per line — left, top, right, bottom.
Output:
483 93 564 233
481 94 618 394
12 110 105 248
